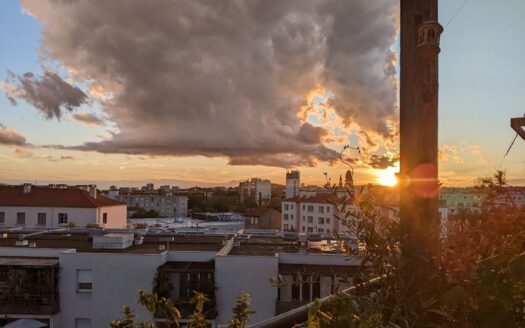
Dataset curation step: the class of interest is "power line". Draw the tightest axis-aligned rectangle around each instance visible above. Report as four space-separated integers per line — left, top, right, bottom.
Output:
498 133 519 168
444 0 470 28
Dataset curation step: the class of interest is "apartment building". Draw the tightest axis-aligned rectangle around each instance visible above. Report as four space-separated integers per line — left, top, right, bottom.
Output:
0 229 359 327
239 178 271 207
439 188 485 215
281 194 352 234
243 207 281 230
0 184 126 229
110 192 188 218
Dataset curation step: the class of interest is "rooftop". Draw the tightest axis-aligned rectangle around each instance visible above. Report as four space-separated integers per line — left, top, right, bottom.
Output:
0 185 125 208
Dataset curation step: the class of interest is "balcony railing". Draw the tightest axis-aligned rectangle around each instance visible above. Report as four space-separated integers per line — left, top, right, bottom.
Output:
251 276 383 328
0 294 59 315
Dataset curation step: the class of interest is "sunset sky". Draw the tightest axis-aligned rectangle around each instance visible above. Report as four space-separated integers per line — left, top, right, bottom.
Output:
0 0 524 189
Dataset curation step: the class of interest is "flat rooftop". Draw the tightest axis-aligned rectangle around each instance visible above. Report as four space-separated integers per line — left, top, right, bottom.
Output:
228 236 344 256
0 232 228 254
0 256 59 267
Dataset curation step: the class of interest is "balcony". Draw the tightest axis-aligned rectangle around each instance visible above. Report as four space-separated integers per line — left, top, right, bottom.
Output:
0 257 60 315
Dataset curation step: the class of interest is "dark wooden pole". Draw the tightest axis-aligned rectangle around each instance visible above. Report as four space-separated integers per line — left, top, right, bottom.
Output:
400 0 443 263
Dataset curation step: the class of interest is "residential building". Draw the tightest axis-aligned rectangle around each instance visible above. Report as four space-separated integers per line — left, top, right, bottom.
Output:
239 178 271 207
282 193 351 234
285 170 300 199
0 229 359 327
110 192 188 218
0 184 126 229
439 188 485 215
483 187 525 212
243 208 281 230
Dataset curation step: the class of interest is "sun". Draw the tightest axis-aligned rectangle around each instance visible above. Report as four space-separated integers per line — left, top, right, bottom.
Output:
377 168 398 187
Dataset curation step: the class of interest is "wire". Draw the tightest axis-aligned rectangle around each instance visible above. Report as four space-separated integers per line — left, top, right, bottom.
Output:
444 0 470 28
498 133 519 168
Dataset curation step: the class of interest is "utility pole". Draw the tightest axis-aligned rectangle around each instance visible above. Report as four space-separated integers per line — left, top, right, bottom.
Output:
511 116 525 140
399 0 443 264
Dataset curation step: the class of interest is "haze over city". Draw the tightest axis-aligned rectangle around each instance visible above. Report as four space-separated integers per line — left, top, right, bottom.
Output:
1 0 524 189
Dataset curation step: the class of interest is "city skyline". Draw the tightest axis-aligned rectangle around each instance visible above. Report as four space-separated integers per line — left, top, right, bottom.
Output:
1 0 524 188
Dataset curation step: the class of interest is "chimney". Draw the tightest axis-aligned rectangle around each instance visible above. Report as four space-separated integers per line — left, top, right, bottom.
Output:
88 185 97 199
22 183 31 194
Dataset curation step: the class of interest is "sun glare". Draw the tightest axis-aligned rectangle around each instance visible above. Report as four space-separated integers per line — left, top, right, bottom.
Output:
378 168 398 187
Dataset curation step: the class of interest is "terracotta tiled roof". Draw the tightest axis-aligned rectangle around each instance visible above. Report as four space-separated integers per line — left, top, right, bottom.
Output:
0 186 126 208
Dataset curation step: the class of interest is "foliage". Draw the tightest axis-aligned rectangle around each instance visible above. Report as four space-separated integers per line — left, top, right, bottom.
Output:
188 292 209 328
227 291 255 328
132 209 161 218
308 169 525 327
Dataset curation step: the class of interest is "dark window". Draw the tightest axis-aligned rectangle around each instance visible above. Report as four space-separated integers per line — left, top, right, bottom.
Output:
302 276 310 301
291 283 300 301
0 212 4 224
37 213 46 225
312 279 321 299
16 212 25 225
103 213 108 224
59 213 68 224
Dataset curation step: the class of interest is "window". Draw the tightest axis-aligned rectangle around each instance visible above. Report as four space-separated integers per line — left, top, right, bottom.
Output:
318 206 324 213
290 214 294 219
0 212 4 225
284 214 289 221
326 218 331 224
16 212 25 225
318 228 324 233
307 216 313 223
77 269 93 293
284 204 289 210
318 217 324 224
302 226 305 232
302 216 305 222
307 227 313 233
327 206 330 212
103 213 108 224
284 224 289 230
37 213 46 225
291 204 294 209
75 318 92 328
307 205 314 212
327 229 330 233
302 205 305 210
59 213 68 224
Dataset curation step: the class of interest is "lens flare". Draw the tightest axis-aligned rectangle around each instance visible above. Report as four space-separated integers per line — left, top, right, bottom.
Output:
377 168 398 187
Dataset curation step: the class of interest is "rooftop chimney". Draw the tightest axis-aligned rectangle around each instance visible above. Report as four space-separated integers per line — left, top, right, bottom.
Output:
88 185 97 199
22 183 31 194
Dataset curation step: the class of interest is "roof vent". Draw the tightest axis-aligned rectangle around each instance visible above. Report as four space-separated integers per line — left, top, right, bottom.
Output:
16 240 29 247
22 183 31 194
93 233 133 249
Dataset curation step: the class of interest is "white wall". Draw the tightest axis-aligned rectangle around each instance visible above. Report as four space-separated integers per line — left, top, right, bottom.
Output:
96 205 127 228
0 206 96 228
57 251 167 328
215 255 278 325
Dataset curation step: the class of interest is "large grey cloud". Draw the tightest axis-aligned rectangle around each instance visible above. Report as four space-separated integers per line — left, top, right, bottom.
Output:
5 71 88 119
21 0 398 167
0 124 28 146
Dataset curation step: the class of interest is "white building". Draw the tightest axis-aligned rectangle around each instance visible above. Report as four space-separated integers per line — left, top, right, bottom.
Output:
0 229 359 327
439 188 485 215
110 192 188 218
0 184 127 229
285 170 300 199
239 178 271 207
282 193 352 234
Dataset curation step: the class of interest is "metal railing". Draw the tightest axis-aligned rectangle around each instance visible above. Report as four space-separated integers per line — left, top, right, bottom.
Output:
251 276 384 328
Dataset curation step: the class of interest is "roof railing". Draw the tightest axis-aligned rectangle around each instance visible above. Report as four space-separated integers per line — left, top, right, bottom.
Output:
250 276 384 328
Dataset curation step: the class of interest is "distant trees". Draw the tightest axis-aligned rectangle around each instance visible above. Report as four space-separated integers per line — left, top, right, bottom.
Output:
132 209 161 218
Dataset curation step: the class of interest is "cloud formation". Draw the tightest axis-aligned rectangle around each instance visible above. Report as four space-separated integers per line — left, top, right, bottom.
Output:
0 124 28 146
21 0 398 167
5 71 87 119
71 112 105 126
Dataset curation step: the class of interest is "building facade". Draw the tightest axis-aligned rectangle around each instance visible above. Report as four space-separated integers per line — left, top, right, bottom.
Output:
0 185 126 229
285 170 301 199
111 193 188 218
239 178 271 207
243 208 281 230
0 230 359 327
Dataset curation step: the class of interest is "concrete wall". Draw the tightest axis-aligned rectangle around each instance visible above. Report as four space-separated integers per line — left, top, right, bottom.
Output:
215 255 278 325
96 205 127 228
0 205 126 229
0 206 97 228
57 251 167 328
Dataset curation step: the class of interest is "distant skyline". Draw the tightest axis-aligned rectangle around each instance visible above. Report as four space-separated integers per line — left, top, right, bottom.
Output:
0 0 524 188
